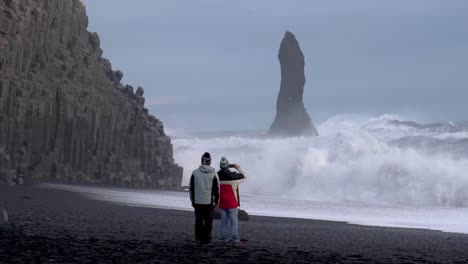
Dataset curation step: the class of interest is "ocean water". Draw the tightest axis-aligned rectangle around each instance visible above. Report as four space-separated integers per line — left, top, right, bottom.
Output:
43 114 468 234
173 114 468 207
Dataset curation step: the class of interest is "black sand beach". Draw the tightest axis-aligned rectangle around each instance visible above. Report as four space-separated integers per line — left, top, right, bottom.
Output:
1 184 468 264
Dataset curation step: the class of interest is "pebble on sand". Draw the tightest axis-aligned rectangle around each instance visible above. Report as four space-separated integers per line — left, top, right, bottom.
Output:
1 207 8 222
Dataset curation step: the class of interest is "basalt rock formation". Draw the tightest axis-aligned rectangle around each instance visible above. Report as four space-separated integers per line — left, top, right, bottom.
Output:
0 0 182 188
269 31 318 137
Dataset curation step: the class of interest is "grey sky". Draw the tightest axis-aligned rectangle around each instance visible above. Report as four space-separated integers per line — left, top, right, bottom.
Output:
82 0 468 132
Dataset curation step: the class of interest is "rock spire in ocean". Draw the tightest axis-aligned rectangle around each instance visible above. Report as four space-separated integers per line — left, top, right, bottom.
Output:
269 31 318 137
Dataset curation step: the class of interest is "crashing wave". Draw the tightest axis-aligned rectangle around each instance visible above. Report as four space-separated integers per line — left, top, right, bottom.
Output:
173 114 468 207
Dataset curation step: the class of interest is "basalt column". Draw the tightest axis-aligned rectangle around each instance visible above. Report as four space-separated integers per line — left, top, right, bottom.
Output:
0 0 182 188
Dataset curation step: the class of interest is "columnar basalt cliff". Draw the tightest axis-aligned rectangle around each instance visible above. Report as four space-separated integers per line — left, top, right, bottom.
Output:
0 0 182 188
269 31 318 137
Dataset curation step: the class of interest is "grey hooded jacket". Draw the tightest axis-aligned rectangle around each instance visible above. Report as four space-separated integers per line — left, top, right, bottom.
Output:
189 165 220 205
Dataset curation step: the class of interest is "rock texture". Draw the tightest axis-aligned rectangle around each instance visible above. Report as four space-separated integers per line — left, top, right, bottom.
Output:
269 31 318 137
0 0 182 188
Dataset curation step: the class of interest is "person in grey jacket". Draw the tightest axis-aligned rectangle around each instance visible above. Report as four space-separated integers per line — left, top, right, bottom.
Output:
189 152 220 244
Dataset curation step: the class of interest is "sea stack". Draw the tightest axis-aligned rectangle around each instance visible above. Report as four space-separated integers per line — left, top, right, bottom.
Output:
0 0 182 188
269 31 318 137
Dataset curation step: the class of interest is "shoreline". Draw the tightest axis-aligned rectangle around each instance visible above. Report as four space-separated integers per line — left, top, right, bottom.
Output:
1 184 468 263
39 182 468 235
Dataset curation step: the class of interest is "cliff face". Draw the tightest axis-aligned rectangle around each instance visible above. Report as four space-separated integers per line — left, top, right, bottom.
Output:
269 31 318 137
0 0 182 188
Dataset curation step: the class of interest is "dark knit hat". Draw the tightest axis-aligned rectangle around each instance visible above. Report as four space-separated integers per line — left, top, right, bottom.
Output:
201 152 211 165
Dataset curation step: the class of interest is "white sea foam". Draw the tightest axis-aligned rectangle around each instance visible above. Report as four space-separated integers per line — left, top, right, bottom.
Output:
173 114 468 207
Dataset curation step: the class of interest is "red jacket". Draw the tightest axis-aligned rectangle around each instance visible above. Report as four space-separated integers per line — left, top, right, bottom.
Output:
218 168 247 209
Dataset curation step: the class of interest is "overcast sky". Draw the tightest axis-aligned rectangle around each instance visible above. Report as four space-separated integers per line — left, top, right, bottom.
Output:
82 0 468 132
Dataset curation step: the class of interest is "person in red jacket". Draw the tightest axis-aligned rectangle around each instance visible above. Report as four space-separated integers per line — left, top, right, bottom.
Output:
217 157 247 243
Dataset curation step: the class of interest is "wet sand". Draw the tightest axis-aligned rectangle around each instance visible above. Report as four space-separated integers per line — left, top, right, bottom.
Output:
1 184 468 263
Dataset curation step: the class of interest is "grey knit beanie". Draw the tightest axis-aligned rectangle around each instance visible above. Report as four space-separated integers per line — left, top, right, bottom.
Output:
220 157 230 169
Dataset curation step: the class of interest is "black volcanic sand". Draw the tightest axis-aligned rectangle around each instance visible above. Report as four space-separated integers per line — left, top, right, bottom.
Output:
1 185 468 264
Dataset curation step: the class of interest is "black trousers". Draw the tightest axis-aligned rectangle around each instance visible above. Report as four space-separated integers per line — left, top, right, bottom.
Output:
194 204 214 243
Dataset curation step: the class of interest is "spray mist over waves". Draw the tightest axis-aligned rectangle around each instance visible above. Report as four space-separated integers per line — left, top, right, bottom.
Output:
172 115 468 207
